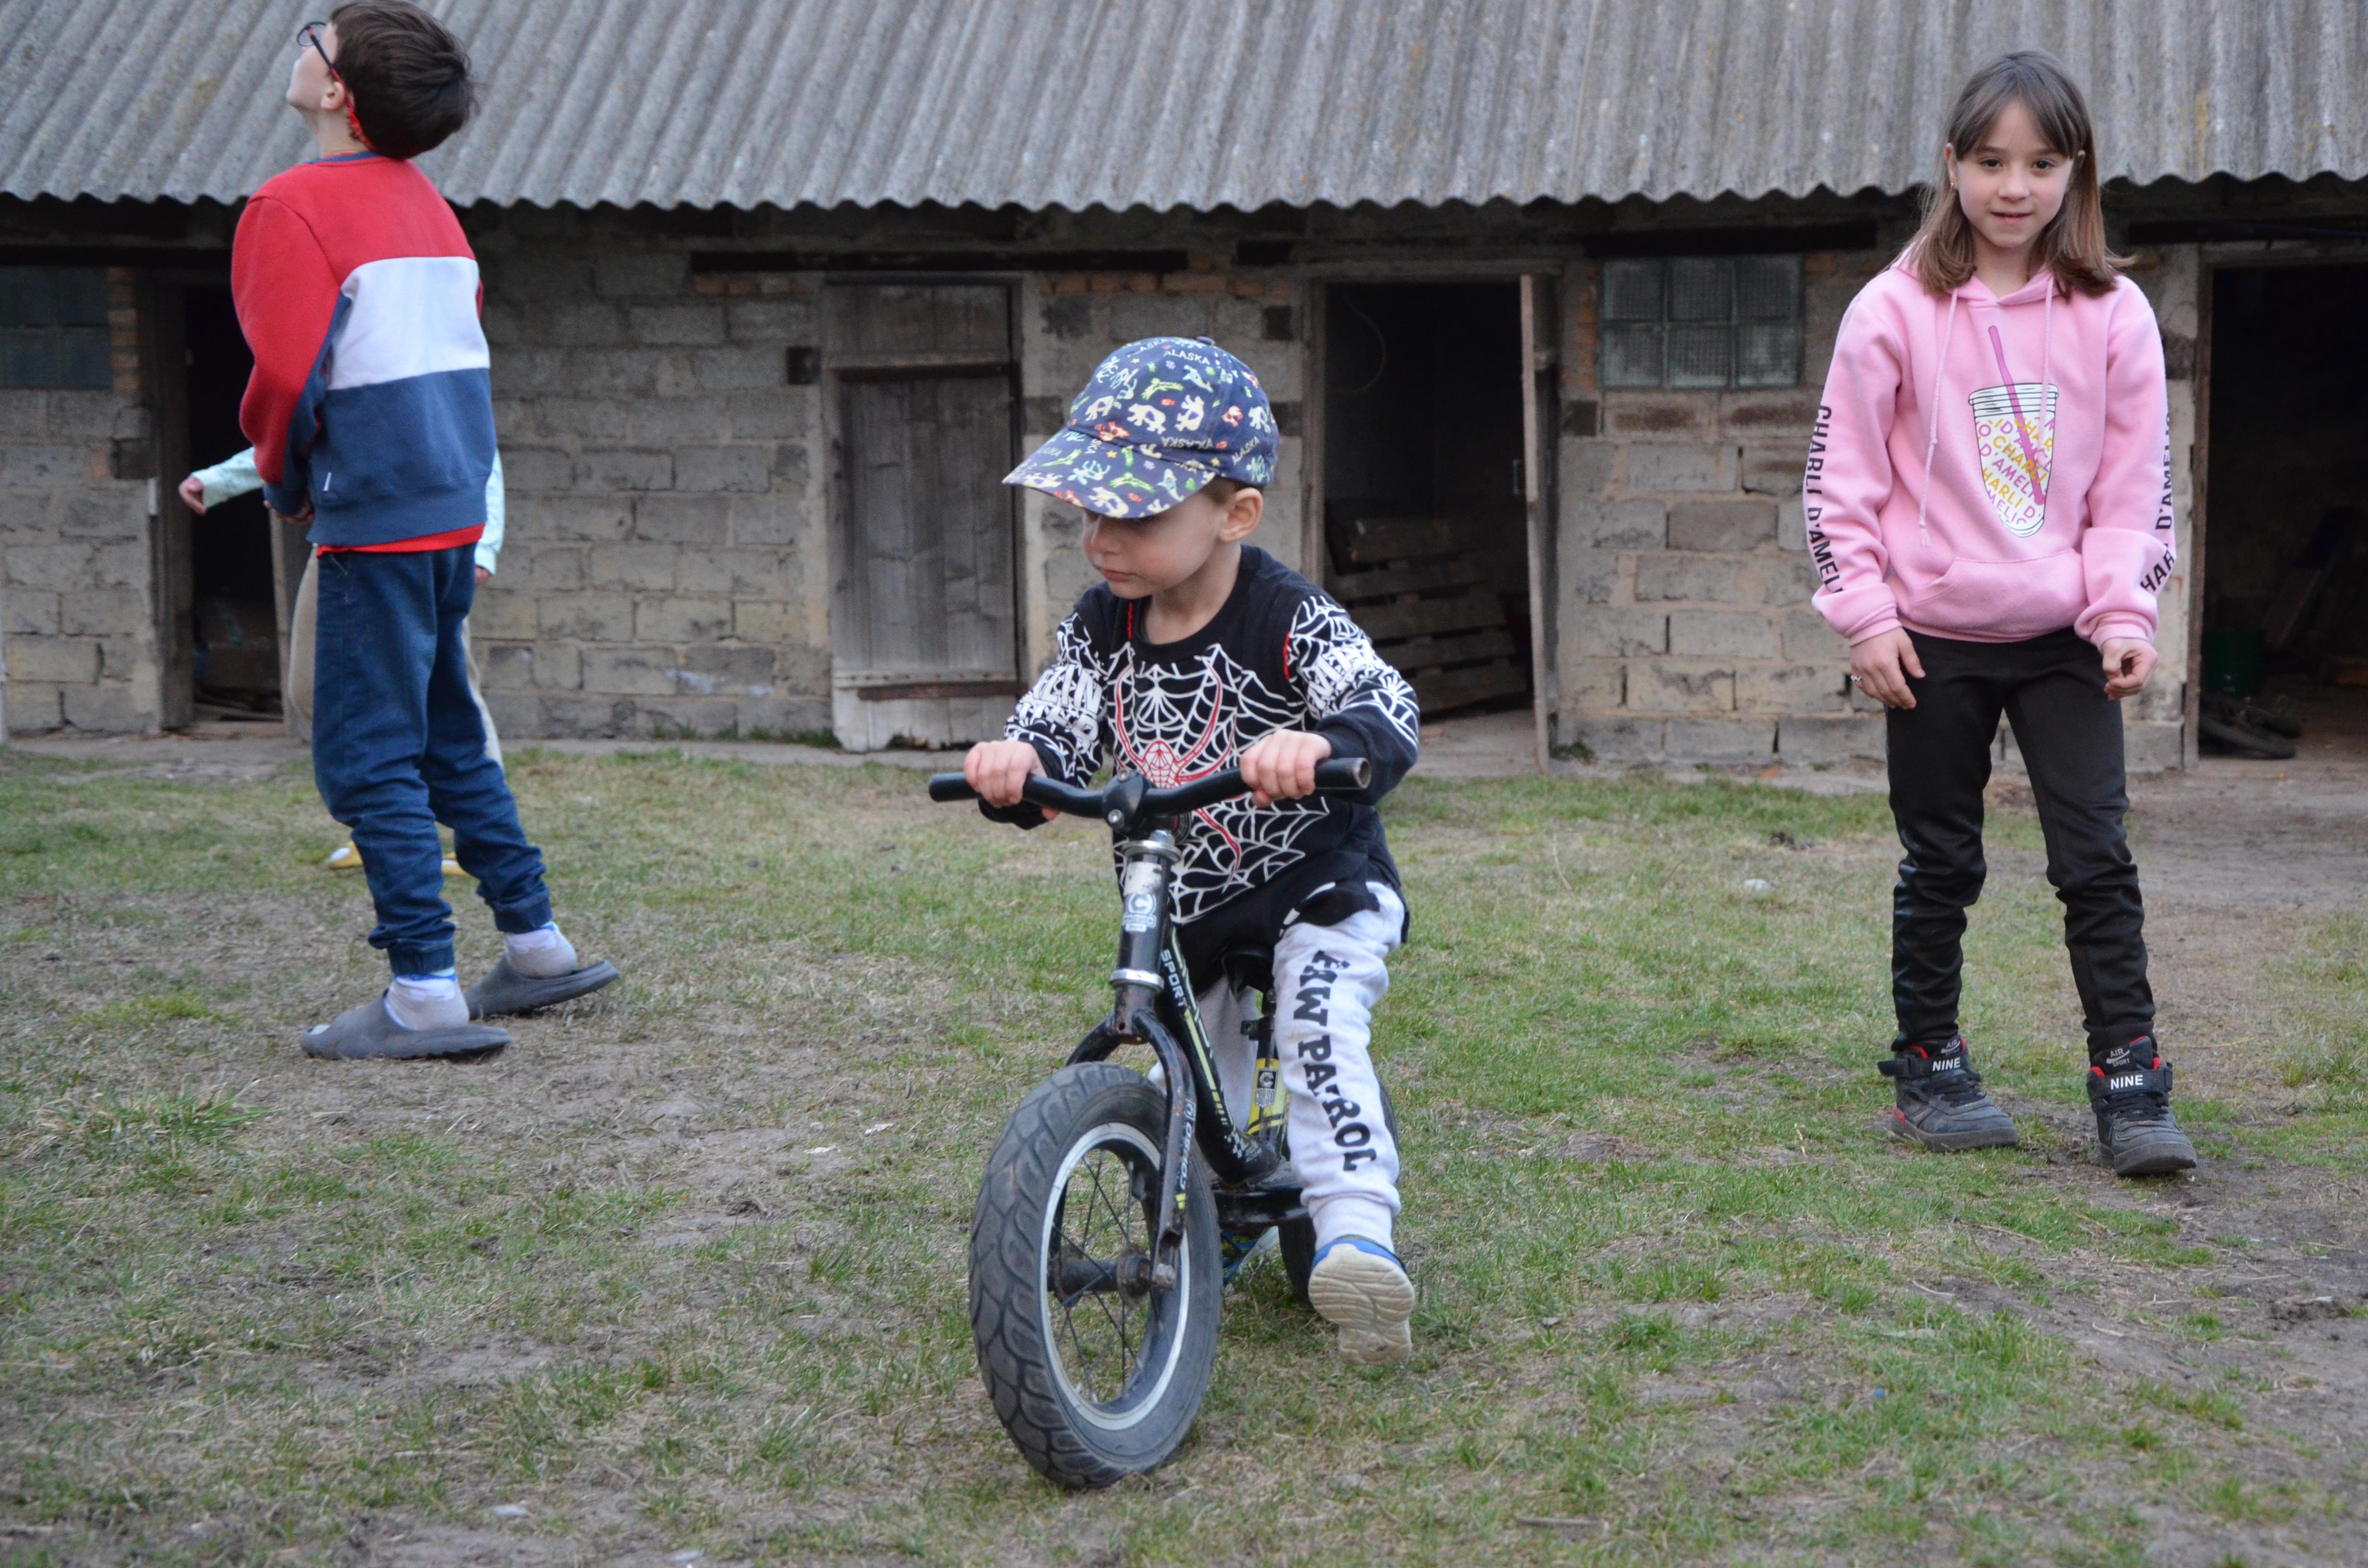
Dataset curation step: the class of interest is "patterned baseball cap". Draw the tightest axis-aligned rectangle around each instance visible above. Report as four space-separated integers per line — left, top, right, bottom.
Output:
1003 337 1277 520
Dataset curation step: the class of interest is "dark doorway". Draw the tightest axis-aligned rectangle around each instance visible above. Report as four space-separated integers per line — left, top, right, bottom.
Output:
183 284 282 717
2202 264 2368 751
1322 282 1532 715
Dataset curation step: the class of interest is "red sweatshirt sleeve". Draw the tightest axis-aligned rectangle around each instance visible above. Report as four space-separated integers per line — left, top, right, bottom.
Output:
231 194 339 514
2074 282 2176 646
1805 292 1909 646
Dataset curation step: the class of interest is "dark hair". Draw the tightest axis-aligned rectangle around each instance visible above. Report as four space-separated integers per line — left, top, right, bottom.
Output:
1909 49 2123 299
329 1 475 159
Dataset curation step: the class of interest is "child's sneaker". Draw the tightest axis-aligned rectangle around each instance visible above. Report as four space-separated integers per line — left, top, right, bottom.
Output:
1307 1237 1414 1365
321 841 463 877
2087 1039 2197 1176
1879 1035 2019 1151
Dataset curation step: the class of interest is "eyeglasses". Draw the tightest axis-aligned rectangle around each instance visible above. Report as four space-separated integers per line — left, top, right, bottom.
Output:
297 20 338 80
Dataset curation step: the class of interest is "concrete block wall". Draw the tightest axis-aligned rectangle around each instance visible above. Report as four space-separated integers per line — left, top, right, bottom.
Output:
0 218 2208 771
1555 250 1888 766
1 269 162 734
1014 266 1303 671
474 245 1306 735
466 234 830 741
2117 244 2199 772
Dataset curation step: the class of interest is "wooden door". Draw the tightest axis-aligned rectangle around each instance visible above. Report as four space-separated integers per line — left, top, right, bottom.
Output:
144 278 196 730
1519 275 1559 773
825 282 1020 750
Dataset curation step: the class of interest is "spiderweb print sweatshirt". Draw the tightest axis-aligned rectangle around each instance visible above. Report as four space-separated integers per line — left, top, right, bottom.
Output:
996 547 1421 987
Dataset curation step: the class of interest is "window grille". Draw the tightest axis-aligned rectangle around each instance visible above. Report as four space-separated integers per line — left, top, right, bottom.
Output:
0 268 112 389
1600 254 1801 390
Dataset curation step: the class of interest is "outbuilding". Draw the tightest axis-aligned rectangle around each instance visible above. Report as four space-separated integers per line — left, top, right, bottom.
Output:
4 0 2364 766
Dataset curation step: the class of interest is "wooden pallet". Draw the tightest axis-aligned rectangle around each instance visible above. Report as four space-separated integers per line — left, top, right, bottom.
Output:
1328 509 1529 716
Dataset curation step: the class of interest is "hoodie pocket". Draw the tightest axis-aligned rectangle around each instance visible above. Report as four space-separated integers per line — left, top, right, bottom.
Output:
1905 551 2085 640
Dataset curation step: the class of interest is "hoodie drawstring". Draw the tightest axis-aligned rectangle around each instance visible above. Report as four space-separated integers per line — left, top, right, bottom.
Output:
1917 293 1960 538
1918 275 2056 539
2040 282 2053 519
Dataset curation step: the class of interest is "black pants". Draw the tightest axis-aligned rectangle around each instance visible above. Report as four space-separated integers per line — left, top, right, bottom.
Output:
1886 628 2154 1063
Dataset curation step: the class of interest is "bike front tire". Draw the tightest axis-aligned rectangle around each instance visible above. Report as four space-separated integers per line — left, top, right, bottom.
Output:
969 1062 1221 1488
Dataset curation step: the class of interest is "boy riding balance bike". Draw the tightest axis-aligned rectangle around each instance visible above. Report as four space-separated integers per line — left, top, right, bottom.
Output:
935 338 1423 1484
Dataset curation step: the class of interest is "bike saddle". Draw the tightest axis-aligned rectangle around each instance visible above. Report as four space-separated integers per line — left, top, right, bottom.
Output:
1217 944 1274 996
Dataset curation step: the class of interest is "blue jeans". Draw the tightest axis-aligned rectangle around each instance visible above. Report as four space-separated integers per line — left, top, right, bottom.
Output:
311 546 551 976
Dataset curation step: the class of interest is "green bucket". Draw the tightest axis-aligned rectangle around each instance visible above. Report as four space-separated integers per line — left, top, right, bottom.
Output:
2200 628 2265 696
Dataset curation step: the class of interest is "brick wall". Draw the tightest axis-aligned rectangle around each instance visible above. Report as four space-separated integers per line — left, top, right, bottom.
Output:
1014 265 1305 671
1 269 161 734
1552 246 2195 771
465 228 830 741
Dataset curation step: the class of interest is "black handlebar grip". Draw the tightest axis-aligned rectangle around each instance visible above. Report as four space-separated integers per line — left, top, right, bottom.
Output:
1312 757 1372 792
926 772 979 802
1023 775 1104 814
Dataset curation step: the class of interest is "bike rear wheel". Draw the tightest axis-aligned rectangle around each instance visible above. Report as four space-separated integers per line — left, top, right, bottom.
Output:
969 1062 1221 1488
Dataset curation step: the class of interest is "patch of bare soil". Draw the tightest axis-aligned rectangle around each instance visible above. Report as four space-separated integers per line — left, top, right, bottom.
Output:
1927 1174 2368 1566
346 1518 560 1565
1951 694 2368 1565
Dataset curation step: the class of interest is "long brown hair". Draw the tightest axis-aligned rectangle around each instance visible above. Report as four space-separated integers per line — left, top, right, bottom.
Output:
1909 50 2123 298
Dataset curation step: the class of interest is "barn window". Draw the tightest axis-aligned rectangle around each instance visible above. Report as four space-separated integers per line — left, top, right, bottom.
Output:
1600 255 1801 390
0 268 113 388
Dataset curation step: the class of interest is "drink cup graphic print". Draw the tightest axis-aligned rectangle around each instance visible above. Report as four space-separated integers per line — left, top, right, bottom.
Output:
1970 380 2058 537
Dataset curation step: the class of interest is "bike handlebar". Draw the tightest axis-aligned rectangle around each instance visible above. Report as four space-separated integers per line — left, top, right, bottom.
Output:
927 757 1372 823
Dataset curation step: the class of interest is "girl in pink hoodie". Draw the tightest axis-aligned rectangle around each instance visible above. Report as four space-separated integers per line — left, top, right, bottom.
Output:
1805 50 2193 1178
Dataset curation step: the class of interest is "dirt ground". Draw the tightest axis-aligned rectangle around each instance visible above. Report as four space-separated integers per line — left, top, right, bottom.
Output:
1991 685 2368 1559
5 688 2366 1566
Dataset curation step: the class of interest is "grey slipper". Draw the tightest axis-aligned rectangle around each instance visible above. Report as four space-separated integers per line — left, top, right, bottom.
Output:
466 956 621 1019
301 996 512 1060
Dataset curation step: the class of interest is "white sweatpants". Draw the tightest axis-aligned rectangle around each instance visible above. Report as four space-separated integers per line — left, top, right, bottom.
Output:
1194 883 1404 1251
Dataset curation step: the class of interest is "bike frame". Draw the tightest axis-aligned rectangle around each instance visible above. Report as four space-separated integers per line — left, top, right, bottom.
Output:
927 758 1369 1286
1064 814 1287 1278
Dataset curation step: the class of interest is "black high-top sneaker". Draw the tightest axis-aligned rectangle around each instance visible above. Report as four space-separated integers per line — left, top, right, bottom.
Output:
2086 1037 2198 1176
1878 1035 2020 1151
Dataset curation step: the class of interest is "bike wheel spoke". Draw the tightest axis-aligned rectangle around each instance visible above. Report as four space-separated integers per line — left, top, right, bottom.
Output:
1042 1139 1159 1407
1059 1298 1096 1396
1089 1288 1127 1393
1087 1154 1129 1250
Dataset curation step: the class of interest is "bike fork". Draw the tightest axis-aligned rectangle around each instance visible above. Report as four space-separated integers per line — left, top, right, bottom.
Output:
1101 828 1277 1286
1106 831 1194 1284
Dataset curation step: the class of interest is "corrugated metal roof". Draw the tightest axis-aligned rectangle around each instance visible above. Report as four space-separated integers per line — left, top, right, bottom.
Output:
3 0 2362 213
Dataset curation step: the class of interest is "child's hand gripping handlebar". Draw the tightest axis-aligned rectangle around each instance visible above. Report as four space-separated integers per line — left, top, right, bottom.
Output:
927 759 1371 829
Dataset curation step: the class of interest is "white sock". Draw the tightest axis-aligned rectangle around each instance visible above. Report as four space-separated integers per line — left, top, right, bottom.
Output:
1310 1195 1397 1255
505 922 578 979
385 971 467 1032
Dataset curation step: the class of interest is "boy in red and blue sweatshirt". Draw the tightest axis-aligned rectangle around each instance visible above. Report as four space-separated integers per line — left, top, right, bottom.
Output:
238 3 615 1058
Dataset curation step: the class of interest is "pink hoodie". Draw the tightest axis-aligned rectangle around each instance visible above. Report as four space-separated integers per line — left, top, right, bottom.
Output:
1804 257 2175 647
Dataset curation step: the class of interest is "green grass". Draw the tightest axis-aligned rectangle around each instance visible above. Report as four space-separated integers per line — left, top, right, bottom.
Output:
0 748 2358 1565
